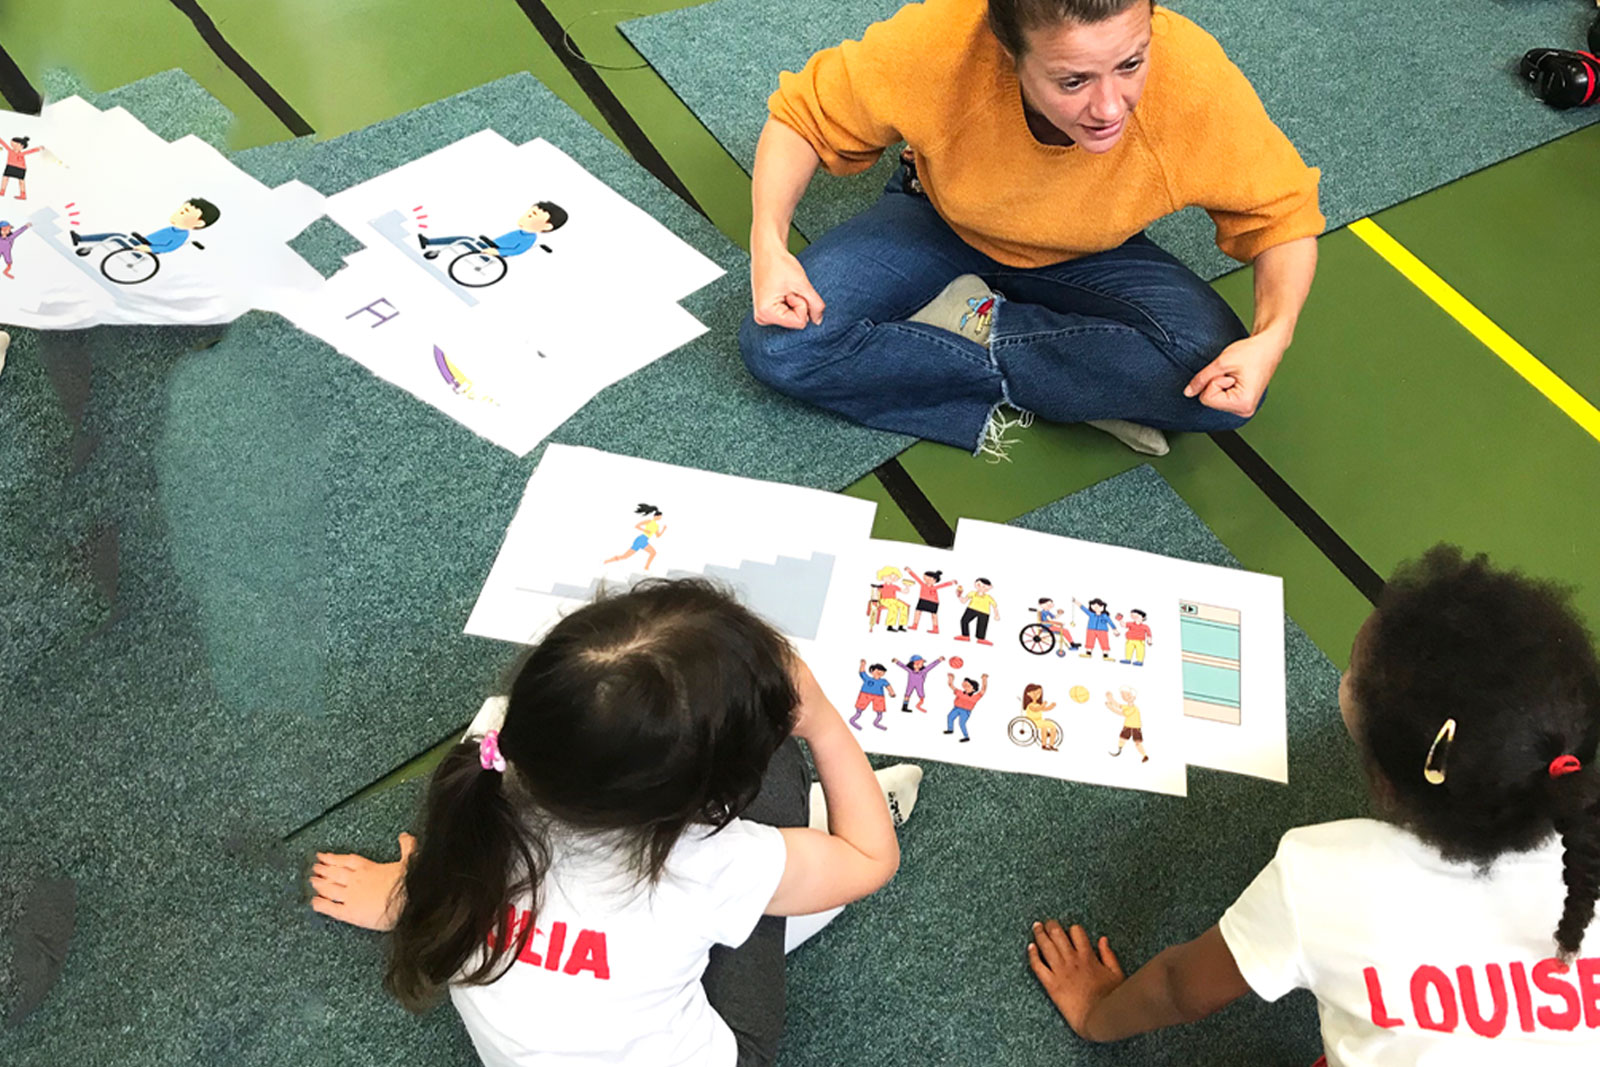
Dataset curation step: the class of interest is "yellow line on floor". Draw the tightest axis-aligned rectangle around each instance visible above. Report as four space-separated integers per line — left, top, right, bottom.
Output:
1348 217 1600 443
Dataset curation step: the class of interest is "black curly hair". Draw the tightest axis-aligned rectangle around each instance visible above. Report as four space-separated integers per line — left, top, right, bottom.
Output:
1350 545 1600 962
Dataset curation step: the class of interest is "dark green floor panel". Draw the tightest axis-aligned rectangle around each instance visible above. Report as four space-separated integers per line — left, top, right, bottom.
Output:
0 0 291 149
1367 124 1600 408
198 0 613 142
839 470 925 545
547 0 771 248
1219 227 1600 627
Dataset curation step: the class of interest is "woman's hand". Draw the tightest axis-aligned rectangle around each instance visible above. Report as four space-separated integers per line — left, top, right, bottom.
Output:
751 246 825 330
309 833 416 931
1028 920 1126 1039
1182 330 1286 418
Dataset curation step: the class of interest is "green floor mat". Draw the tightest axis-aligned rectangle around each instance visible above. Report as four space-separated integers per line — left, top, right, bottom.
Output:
3 464 1356 1064
622 0 1600 277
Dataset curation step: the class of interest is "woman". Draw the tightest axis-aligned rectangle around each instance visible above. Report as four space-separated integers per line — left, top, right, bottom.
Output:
741 0 1321 458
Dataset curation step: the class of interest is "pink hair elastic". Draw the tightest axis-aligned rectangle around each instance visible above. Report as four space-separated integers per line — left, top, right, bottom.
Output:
479 730 507 773
1549 755 1582 779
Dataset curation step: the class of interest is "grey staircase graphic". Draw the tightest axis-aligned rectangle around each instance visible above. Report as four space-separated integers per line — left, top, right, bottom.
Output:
542 551 838 639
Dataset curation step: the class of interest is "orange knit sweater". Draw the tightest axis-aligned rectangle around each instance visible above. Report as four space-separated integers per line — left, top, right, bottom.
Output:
769 1 1323 268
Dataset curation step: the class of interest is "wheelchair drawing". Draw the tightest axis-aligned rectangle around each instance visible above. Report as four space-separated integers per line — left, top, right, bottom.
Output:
1008 714 1063 749
74 232 204 285
437 236 510 288
1018 608 1081 657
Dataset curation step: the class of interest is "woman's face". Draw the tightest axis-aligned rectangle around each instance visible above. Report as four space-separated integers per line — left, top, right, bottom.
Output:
1012 4 1153 154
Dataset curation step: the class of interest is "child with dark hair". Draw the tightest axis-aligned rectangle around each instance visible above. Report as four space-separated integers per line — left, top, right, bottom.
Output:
852 659 895 730
905 565 954 633
943 672 989 742
1075 597 1118 659
1028 546 1600 1063
309 580 902 1067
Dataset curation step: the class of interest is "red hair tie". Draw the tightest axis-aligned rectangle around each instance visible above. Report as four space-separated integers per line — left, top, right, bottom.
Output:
1549 755 1582 779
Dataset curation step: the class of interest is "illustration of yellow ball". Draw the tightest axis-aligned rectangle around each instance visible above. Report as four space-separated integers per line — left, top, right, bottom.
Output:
1069 685 1090 704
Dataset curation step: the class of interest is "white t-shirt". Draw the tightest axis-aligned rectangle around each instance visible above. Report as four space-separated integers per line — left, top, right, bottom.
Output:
449 818 788 1067
1220 818 1600 1065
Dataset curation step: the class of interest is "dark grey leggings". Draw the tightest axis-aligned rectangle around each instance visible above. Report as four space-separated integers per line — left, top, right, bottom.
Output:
700 737 810 1067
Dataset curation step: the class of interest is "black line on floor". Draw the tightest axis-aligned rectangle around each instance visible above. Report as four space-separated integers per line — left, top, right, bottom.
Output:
1209 430 1385 604
873 457 956 548
167 0 314 136
509 0 706 218
280 723 466 843
0 41 42 114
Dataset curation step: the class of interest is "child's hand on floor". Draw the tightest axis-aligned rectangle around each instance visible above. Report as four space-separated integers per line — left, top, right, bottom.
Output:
1027 919 1125 1039
309 833 417 931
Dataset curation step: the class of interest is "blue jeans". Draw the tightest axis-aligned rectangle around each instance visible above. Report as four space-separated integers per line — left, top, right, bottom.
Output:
947 706 972 739
740 167 1253 452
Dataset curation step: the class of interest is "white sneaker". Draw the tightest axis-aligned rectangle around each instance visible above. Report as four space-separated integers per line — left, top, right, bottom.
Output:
907 275 996 346
1086 418 1169 456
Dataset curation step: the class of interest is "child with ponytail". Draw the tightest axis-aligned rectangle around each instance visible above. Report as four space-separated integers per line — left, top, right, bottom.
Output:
308 579 903 1066
1027 545 1600 1063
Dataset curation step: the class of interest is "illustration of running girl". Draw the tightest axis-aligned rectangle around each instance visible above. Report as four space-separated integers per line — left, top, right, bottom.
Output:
602 503 667 570
892 654 945 713
905 566 955 633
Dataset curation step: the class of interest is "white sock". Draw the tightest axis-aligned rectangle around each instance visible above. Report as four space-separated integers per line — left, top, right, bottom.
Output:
808 763 924 831
787 764 924 954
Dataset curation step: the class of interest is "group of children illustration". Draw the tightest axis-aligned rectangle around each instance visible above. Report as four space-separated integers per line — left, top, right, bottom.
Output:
849 657 1146 758
869 567 1152 665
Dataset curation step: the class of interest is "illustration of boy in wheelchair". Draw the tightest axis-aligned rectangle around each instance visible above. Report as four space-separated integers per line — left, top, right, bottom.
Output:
1017 597 1082 657
70 197 219 285
1008 683 1062 750
417 200 567 288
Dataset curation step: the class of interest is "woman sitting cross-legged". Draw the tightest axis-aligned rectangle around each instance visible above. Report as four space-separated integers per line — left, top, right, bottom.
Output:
741 0 1322 458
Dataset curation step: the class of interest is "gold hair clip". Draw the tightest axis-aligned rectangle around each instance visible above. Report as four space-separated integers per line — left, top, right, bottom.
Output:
1423 718 1456 786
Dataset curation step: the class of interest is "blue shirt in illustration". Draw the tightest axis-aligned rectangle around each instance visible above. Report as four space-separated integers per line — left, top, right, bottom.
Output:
858 673 890 695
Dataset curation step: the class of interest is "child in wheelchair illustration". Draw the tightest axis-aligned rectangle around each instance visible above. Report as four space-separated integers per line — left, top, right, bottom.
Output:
1008 683 1062 750
1017 597 1081 657
417 200 566 288
71 197 218 285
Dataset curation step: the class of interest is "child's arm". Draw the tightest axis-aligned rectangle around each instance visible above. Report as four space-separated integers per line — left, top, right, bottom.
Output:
767 660 899 915
308 833 417 930
1028 921 1251 1041
946 672 958 693
977 673 989 696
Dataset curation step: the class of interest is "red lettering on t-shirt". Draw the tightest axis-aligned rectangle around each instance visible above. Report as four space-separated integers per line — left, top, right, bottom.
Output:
563 929 611 980
1456 964 1508 1038
1576 958 1600 1028
517 921 544 967
1532 959 1581 1031
1411 965 1459 1033
1363 968 1405 1029
543 921 567 972
1509 962 1537 1033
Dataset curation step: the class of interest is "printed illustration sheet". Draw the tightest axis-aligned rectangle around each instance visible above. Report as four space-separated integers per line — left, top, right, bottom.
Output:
468 448 1293 794
465 444 878 645
0 99 326 329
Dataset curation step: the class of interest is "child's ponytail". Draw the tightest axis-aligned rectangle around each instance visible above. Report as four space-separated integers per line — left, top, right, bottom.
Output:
385 740 549 1012
1550 754 1600 962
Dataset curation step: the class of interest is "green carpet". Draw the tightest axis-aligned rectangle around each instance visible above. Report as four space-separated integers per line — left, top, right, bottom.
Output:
0 70 913 867
3 463 1356 1064
622 0 1600 277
